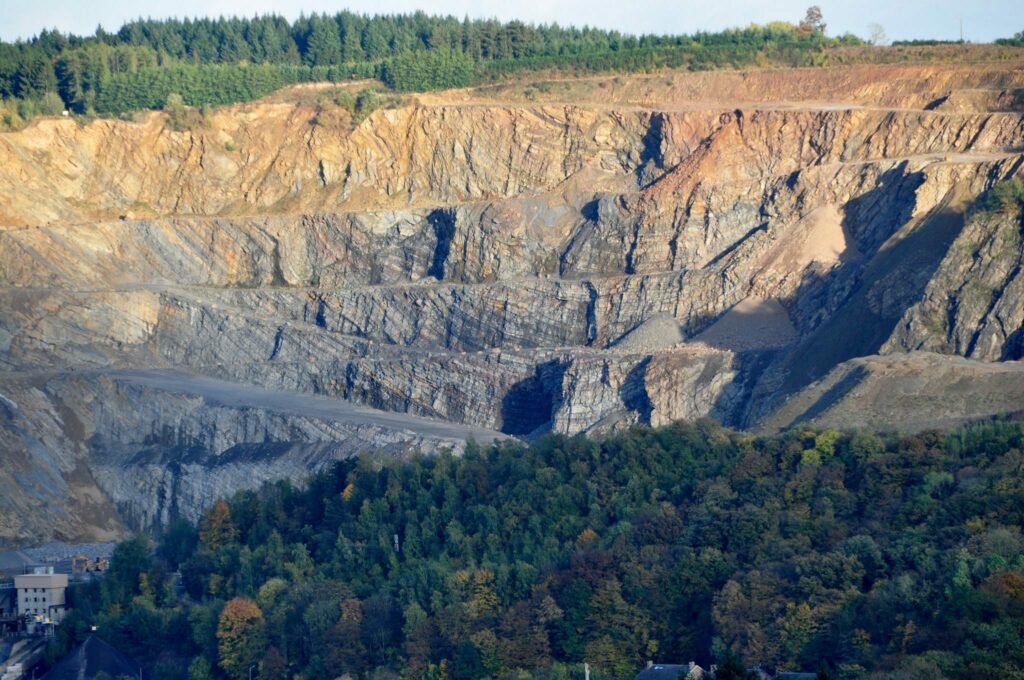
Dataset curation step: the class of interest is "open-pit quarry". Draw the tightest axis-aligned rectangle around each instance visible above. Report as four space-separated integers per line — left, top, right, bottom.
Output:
2 61 1024 544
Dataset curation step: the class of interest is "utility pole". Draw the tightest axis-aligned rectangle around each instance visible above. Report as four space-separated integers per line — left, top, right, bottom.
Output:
960 18 964 43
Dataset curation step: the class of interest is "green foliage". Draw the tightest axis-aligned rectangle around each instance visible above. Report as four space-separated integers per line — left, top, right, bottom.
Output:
0 11 869 120
158 517 198 569
38 91 65 115
995 31 1024 47
217 598 267 680
104 534 155 602
353 89 386 123
162 92 193 131
315 87 399 127
93 63 350 114
154 658 186 680
715 650 756 679
187 656 214 680
976 178 1024 214
381 49 475 92
0 98 23 130
59 420 1024 679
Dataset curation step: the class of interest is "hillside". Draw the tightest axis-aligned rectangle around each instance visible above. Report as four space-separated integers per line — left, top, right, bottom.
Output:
1 59 1024 544
0 16 860 121
50 421 1024 680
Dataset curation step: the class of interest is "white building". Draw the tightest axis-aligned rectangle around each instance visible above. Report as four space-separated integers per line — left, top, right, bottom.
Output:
15 566 68 632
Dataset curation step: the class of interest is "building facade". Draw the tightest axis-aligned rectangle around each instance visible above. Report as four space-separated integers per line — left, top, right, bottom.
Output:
15 567 68 631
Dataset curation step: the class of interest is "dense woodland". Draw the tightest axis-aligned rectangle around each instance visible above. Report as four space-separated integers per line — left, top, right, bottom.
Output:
0 10 863 121
46 420 1024 680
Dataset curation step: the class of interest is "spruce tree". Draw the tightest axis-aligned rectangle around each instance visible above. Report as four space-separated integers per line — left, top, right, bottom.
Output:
303 15 342 66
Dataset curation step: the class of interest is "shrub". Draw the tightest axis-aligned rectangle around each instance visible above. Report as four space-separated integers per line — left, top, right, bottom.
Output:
164 92 189 130
331 90 356 112
16 98 39 120
352 89 400 124
0 99 23 130
39 92 66 116
977 178 1024 213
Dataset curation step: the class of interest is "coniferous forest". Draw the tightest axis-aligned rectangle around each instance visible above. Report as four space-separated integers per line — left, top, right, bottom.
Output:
0 12 861 119
46 420 1024 680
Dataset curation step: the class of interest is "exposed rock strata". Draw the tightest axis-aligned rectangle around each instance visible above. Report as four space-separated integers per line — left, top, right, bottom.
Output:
0 370 498 540
884 207 1024 360
2 61 1024 544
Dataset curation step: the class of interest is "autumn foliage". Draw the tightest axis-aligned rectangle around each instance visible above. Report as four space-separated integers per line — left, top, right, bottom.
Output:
217 598 266 680
199 499 238 550
49 421 1024 680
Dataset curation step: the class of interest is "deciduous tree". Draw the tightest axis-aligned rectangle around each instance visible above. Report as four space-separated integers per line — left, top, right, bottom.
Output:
217 598 267 680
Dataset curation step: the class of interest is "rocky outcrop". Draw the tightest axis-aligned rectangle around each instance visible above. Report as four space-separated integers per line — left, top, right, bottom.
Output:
3 61 1024 544
884 206 1024 360
0 370 500 541
0 384 125 547
0 105 672 227
551 346 738 433
758 352 1024 433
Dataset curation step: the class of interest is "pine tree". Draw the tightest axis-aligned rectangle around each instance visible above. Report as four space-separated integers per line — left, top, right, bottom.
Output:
55 53 85 110
361 23 388 60
15 51 57 98
303 16 342 66
339 14 364 63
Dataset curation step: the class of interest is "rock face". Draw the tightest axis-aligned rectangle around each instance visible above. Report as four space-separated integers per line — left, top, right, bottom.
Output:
0 370 500 544
883 207 1024 361
2 61 1024 545
758 353 1024 433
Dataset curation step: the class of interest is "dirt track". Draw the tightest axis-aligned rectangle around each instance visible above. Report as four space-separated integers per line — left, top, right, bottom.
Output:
110 369 507 444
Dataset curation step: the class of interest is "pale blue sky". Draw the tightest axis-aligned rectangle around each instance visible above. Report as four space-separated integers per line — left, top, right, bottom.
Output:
1 0 1021 43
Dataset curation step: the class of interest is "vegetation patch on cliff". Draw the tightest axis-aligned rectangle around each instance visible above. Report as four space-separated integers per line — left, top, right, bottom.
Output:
975 177 1024 215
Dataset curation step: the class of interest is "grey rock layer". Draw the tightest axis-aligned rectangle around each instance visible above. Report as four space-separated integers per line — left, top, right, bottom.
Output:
2 67 1024 544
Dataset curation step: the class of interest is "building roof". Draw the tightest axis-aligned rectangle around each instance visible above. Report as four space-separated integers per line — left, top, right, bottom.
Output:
636 664 701 680
40 636 140 680
14 572 68 588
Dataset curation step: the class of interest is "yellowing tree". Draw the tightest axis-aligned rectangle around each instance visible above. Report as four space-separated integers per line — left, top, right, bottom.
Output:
217 597 267 680
575 527 599 549
468 570 499 619
798 6 827 35
200 500 238 550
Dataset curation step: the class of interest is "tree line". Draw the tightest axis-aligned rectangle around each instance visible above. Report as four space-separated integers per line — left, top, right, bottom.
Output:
995 31 1024 46
0 12 867 119
44 419 1024 680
